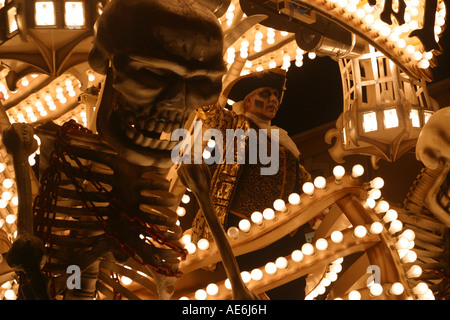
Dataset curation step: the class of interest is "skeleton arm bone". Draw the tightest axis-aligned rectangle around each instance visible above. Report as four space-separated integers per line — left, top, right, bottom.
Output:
177 163 258 300
1 123 49 299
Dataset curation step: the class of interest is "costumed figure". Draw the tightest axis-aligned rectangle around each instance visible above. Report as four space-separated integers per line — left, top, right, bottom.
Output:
189 68 311 242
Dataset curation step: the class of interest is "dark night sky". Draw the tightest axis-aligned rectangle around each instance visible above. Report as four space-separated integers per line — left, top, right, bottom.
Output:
274 30 450 136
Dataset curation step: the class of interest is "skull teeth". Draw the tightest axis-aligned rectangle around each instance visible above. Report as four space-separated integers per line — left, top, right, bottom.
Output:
124 121 178 151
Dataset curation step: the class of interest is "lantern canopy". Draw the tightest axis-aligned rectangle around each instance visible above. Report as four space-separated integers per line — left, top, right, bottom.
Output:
325 44 438 166
0 0 108 91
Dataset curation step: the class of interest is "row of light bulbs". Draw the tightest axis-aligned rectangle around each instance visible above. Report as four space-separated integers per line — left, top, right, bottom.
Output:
175 164 432 300
222 0 445 76
323 0 446 72
0 145 18 300
5 74 88 125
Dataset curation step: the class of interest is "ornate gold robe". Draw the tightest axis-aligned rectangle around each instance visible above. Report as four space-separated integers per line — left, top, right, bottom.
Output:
190 103 311 242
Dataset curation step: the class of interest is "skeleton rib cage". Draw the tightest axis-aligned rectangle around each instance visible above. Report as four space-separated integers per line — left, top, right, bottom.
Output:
30 121 186 300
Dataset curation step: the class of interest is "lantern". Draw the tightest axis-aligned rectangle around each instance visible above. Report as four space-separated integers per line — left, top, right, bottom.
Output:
325 43 438 166
0 0 107 91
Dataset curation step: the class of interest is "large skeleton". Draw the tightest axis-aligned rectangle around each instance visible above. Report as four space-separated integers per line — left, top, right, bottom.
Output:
0 0 448 300
2 0 256 300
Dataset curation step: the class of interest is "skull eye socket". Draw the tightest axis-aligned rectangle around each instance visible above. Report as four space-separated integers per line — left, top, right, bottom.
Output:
142 67 173 78
185 75 222 106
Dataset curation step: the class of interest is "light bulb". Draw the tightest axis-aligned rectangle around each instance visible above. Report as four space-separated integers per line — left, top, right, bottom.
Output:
402 250 417 263
0 199 7 209
241 271 251 283
225 279 232 290
380 25 391 37
369 283 383 296
320 278 331 287
329 264 342 273
197 238 210 250
315 238 328 250
370 177 384 189
383 209 398 223
195 289 207 300
206 283 219 296
202 149 211 160
263 208 275 221
181 234 191 245
239 219 251 233
333 165 345 181
400 229 415 241
389 282 404 295
301 243 314 255
353 225 367 238
288 193 301 205
413 282 428 295
275 257 288 269
3 179 13 189
331 230 344 243
406 265 422 278
314 176 326 189
255 30 263 40
6 214 16 224
375 200 390 213
395 237 410 250
326 272 338 282
88 72 96 82
176 206 186 217
181 194 190 204
389 220 403 234
120 276 132 286
251 268 263 281
348 290 361 300
273 199 287 212
421 289 435 300
4 289 16 300
291 250 304 262
227 227 239 239
418 59 430 69
366 198 376 209
265 262 277 274
368 189 381 200
251 211 263 225
351 164 364 178
369 222 383 234
185 242 197 255
424 51 434 60
302 182 315 195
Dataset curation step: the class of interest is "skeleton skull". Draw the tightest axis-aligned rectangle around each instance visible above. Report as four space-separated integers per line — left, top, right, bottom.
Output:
89 0 227 168
416 107 450 170
416 107 450 228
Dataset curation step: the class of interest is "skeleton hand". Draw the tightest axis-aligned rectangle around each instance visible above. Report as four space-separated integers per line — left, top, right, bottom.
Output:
416 107 450 227
2 123 49 299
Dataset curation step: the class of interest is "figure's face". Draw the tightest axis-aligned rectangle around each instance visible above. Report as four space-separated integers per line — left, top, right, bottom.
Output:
245 87 280 121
